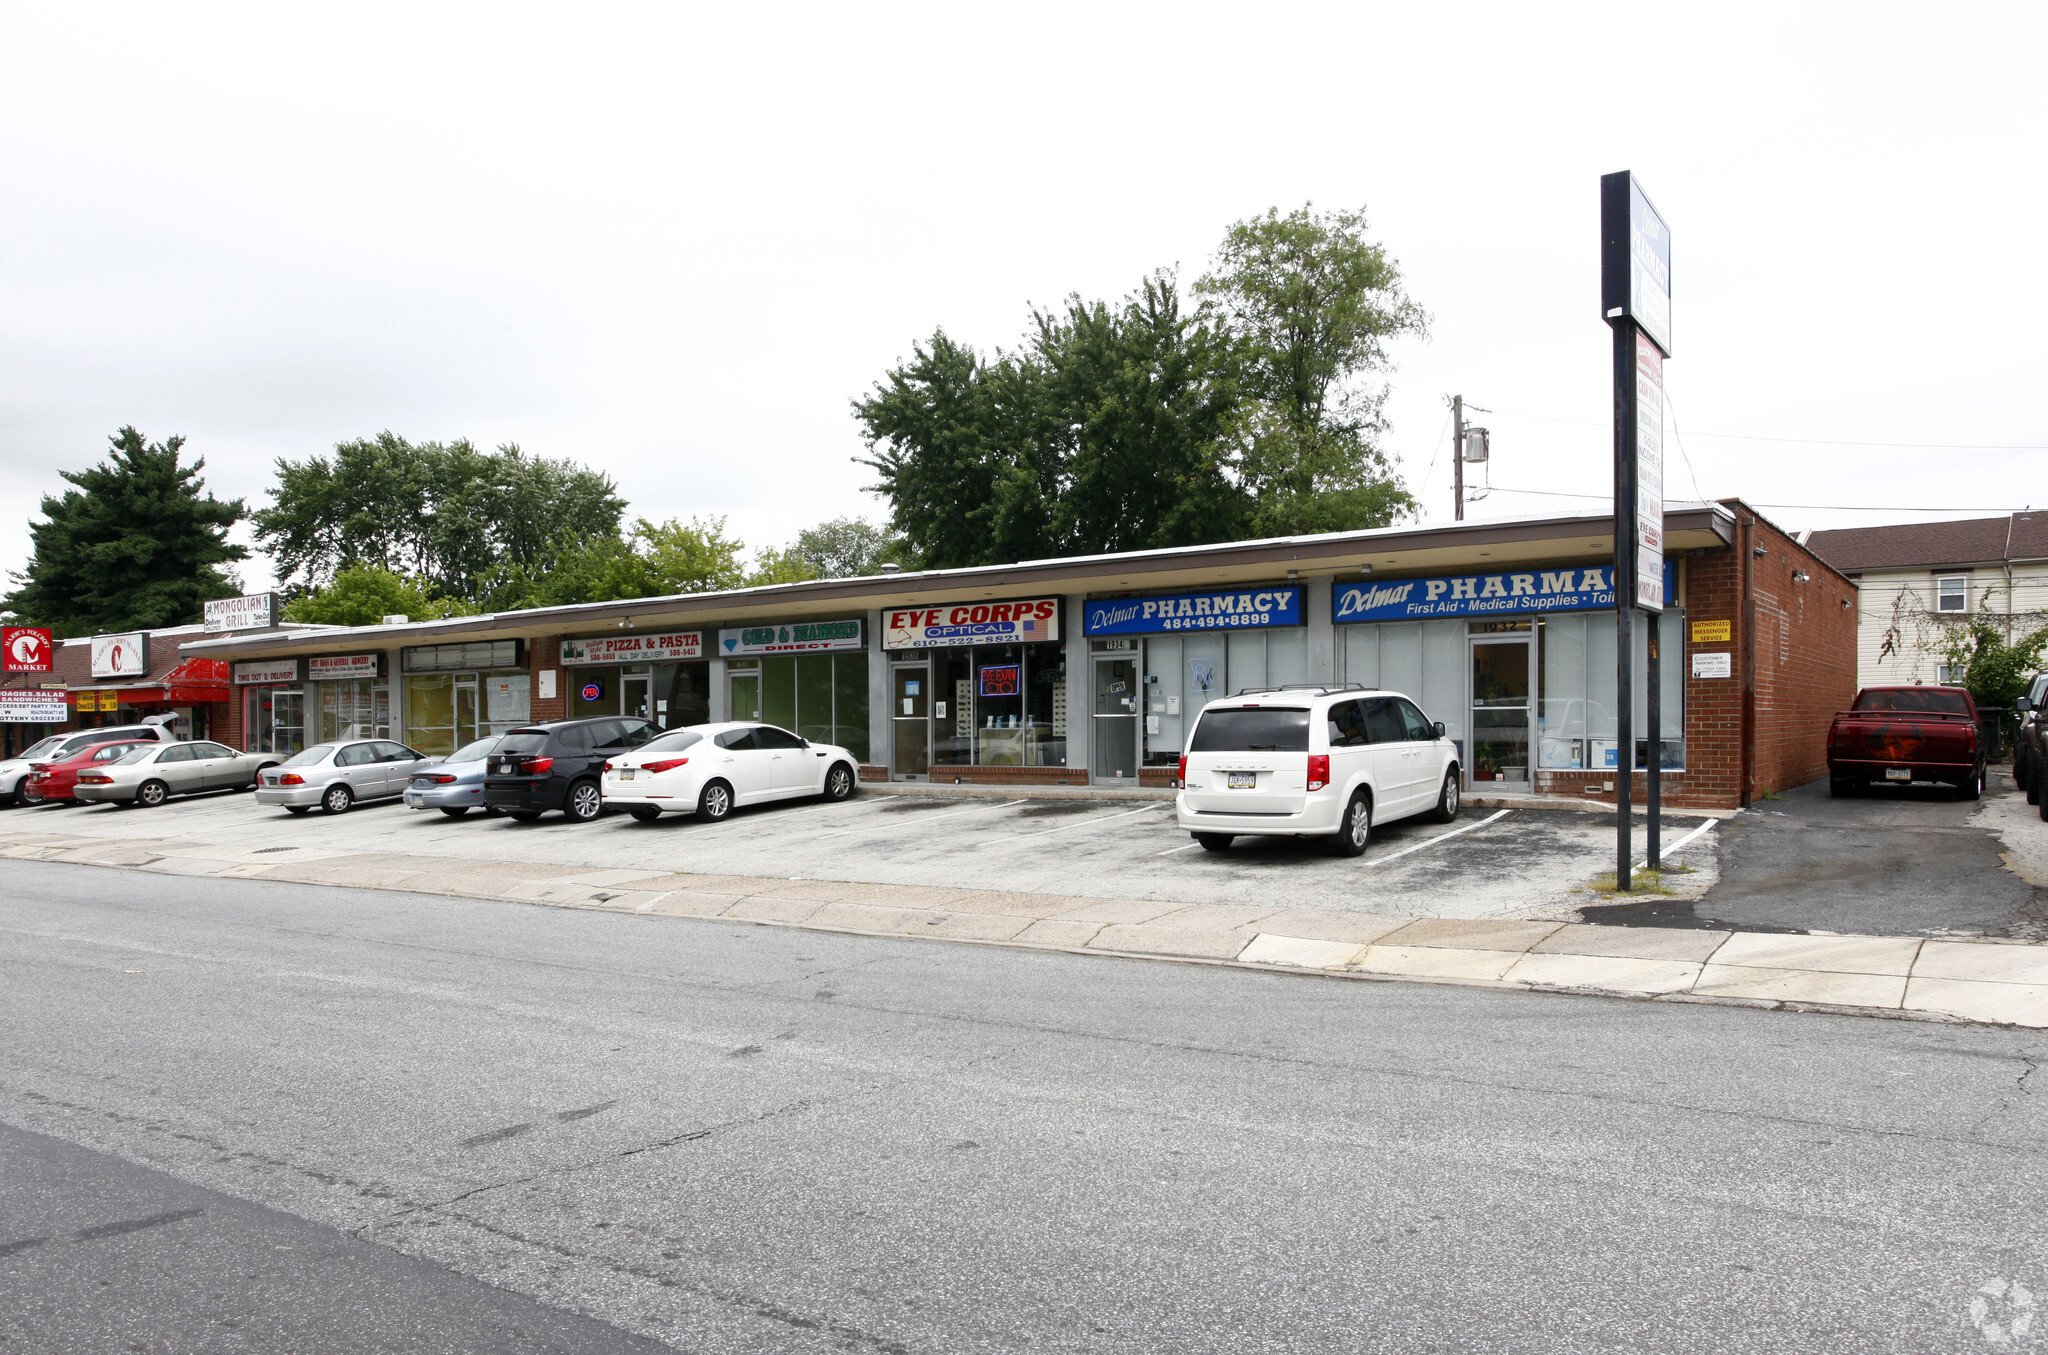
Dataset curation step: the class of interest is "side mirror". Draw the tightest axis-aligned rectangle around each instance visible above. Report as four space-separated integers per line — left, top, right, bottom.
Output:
1433 721 1447 739
2018 696 2034 713
800 739 811 749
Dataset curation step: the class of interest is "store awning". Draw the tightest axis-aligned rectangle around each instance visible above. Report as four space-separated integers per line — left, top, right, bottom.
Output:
109 658 232 706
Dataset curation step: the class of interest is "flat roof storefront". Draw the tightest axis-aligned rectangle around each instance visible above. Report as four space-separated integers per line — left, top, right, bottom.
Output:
177 501 1858 809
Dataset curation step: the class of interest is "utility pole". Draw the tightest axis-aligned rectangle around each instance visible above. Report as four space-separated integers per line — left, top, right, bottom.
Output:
1451 394 1465 521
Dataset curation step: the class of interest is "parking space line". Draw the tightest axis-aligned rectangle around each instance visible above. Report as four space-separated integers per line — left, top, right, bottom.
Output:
1154 840 1204 857
1636 817 1716 868
814 799 1027 840
1362 809 1513 868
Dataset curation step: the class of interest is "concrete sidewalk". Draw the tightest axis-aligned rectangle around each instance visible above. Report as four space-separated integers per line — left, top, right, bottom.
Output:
5 827 2043 1029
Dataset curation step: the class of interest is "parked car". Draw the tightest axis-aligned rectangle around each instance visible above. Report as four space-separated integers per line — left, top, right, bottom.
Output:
1827 686 1985 799
2 723 178 806
21 739 157 804
73 740 281 807
401 734 505 817
484 717 661 822
254 739 443 815
1175 685 1461 855
601 722 859 822
2013 672 2048 806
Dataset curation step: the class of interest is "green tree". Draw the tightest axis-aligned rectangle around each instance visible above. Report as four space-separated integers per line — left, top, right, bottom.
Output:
788 517 906 578
253 434 624 606
635 516 749 593
282 565 473 626
2 426 246 637
853 331 1011 569
1929 605 2048 710
1196 205 1425 533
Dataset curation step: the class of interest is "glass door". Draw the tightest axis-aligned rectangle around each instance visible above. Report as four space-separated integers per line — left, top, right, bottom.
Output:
728 664 761 722
455 676 480 747
1470 639 1531 787
623 670 654 725
1091 655 1138 782
892 664 929 777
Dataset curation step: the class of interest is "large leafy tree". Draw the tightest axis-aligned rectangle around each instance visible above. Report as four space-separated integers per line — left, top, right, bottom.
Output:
282 565 474 627
852 332 1010 570
253 433 624 607
1196 205 1426 534
787 516 904 578
3 426 245 637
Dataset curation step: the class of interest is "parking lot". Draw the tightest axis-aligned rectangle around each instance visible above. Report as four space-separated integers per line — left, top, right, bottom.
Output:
2 783 1716 921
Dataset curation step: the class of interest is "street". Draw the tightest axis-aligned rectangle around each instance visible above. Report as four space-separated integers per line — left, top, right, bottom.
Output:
3 858 2044 1353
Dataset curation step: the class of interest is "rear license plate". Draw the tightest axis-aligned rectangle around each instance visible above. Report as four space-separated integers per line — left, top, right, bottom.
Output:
1227 772 1257 789
619 768 636 780
1884 767 1911 781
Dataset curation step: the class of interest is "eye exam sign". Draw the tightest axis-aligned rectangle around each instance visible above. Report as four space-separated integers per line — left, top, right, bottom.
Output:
1334 563 1675 622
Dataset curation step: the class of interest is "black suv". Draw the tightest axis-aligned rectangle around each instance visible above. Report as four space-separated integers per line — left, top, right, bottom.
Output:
484 716 659 822
2015 671 2048 812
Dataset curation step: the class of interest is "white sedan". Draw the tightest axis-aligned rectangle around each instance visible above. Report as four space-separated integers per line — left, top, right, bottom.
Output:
601 722 859 822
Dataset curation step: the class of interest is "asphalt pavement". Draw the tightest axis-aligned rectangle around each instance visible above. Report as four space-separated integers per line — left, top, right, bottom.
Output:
3 858 2044 1353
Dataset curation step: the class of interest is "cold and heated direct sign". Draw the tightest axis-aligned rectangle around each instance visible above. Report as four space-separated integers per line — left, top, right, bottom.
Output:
560 633 703 666
884 598 1060 650
1334 562 1676 623
203 594 276 633
1085 587 1302 636
0 690 67 722
306 654 380 680
2 627 52 673
90 632 147 678
718 619 863 657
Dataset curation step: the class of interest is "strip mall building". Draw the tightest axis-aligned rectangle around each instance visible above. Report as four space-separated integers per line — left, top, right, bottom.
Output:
150 500 1854 809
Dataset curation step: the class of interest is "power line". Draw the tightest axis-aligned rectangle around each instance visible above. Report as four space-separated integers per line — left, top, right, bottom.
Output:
1480 485 2028 513
1488 408 2046 451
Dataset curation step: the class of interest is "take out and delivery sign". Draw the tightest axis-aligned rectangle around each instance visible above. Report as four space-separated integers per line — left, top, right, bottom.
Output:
1334 562 1676 622
885 598 1059 649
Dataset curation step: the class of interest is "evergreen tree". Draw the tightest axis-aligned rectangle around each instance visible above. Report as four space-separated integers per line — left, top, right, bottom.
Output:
3 426 246 637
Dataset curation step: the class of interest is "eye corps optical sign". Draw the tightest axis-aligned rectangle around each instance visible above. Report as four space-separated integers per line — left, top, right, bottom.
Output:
885 598 1059 650
1085 587 1301 636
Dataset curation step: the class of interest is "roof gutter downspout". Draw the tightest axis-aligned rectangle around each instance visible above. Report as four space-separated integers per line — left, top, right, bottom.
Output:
1740 510 1757 809
2005 513 2017 645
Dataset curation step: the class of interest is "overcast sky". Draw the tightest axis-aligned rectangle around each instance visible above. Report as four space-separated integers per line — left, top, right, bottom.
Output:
3 3 2043 595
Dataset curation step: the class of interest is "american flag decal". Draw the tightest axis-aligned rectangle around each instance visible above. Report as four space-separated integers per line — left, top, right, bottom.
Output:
1022 620 1035 633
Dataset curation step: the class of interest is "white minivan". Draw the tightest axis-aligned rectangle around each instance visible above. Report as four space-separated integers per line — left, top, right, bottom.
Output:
1175 685 1462 855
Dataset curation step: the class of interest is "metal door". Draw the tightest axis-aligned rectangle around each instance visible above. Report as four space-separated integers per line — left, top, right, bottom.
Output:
1091 655 1139 782
1469 638 1532 788
891 665 929 778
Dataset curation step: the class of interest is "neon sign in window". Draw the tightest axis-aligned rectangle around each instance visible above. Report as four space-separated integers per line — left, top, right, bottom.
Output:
978 664 1020 697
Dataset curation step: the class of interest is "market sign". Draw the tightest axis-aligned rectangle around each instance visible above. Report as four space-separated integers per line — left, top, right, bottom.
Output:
307 654 380 680
90 632 148 679
203 593 276 633
718 619 863 657
3 626 53 673
560 632 702 666
1084 587 1302 637
884 598 1060 650
0 690 68 723
233 659 300 685
1334 562 1676 623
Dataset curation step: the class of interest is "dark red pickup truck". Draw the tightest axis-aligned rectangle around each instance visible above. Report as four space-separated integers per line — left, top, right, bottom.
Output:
1827 686 1985 799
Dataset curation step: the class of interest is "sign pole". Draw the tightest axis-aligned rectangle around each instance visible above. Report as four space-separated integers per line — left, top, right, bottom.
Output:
1612 319 1636 892
1646 609 1661 871
1452 394 1465 522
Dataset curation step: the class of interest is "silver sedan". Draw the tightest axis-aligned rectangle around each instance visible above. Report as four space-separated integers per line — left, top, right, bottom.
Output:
254 739 444 815
400 735 505 817
73 740 281 808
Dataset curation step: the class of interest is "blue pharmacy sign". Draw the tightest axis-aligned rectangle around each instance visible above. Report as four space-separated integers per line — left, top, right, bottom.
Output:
1334 562 1675 624
1084 586 1302 636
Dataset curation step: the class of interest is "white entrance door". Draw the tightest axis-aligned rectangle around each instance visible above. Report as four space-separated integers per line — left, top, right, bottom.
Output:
1091 655 1139 782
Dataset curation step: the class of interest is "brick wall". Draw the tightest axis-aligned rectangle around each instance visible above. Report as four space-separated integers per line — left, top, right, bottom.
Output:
529 634 567 723
927 765 1089 786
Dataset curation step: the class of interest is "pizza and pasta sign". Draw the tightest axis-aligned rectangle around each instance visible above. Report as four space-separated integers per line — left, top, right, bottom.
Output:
560 633 703 665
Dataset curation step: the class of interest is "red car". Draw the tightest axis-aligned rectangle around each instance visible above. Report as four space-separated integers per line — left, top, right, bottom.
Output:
22 740 155 804
1826 686 1985 799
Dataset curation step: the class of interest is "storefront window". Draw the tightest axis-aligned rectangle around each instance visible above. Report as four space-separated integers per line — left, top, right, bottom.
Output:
728 653 869 760
243 686 305 754
1134 629 1307 767
1538 612 1685 771
405 670 530 755
318 680 389 742
927 645 1061 767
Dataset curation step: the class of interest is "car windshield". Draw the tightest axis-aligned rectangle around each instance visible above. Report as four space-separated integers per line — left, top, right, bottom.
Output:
1854 689 1971 715
280 744 337 767
16 737 64 760
1189 708 1312 753
638 729 704 754
448 737 500 763
496 731 549 755
112 747 156 765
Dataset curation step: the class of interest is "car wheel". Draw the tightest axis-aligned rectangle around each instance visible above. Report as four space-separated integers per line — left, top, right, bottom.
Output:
509 811 543 823
1427 768 1461 823
19 784 43 807
439 806 471 818
1958 770 1983 801
285 805 311 815
696 779 733 823
823 763 855 801
629 806 663 822
1829 777 1860 798
136 779 170 809
564 779 603 823
2027 759 2041 806
1194 832 1233 852
1328 791 1372 857
321 783 354 815
482 805 502 817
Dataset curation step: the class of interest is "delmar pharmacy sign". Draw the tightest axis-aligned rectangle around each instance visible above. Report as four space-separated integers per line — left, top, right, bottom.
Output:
1334 562 1675 623
1085 587 1302 636
718 619 863 657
